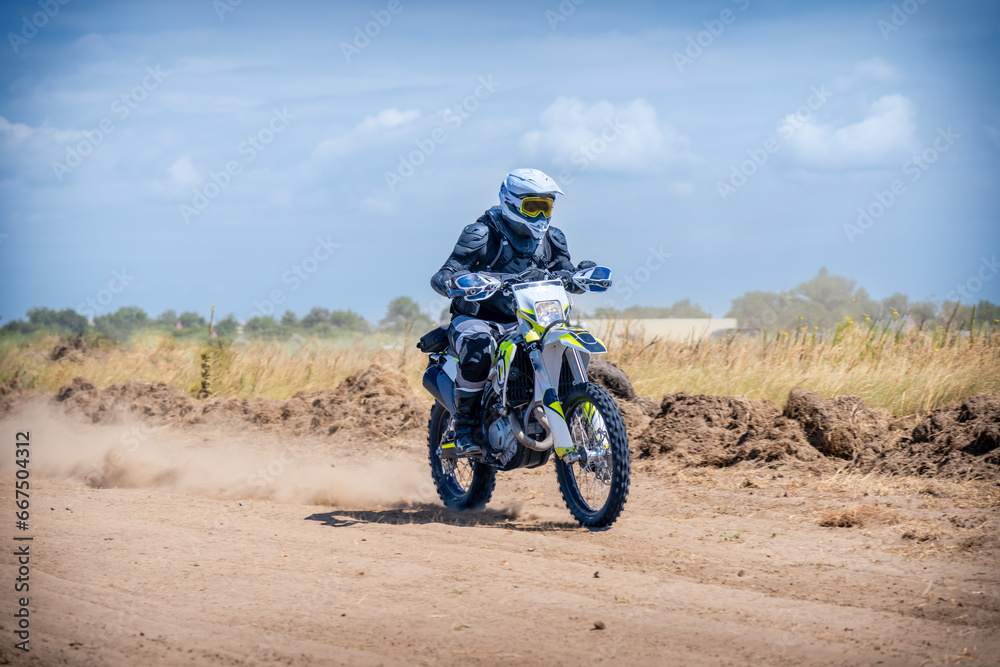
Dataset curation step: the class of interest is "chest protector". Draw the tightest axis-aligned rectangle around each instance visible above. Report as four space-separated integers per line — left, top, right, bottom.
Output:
480 208 554 274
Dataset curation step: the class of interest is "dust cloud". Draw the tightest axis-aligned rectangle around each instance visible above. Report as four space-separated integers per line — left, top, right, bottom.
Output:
0 399 432 508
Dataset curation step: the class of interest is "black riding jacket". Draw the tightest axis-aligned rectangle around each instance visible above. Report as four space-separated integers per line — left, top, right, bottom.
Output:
431 206 579 324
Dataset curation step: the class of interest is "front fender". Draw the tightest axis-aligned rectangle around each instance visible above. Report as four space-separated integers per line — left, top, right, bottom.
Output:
549 326 608 355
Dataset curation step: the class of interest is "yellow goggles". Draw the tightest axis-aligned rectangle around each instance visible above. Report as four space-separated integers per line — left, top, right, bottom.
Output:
519 196 554 219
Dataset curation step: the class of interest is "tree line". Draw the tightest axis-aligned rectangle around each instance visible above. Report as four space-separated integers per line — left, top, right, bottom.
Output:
2 270 997 342
594 268 998 332
722 268 998 331
0 297 428 343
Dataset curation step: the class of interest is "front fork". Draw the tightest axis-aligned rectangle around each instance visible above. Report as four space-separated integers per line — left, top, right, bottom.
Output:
525 345 578 459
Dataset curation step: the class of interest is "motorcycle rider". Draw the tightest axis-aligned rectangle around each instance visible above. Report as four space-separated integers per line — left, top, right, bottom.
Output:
430 168 596 456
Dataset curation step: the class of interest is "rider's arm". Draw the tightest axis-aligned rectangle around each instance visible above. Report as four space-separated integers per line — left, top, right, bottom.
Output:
430 221 491 297
547 226 576 272
547 226 598 294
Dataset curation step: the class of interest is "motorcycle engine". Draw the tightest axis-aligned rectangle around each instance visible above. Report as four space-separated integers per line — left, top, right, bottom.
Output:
487 416 518 466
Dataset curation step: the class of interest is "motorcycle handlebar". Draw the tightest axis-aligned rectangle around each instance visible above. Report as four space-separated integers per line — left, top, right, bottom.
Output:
480 269 572 288
448 268 583 300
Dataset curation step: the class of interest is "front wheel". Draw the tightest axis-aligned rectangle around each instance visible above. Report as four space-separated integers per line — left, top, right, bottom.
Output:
427 403 496 511
556 382 631 529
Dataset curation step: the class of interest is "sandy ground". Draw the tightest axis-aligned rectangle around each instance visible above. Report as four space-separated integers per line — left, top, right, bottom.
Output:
0 406 998 666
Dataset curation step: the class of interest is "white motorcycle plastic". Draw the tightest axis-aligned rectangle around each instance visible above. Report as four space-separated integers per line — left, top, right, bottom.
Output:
420 266 630 529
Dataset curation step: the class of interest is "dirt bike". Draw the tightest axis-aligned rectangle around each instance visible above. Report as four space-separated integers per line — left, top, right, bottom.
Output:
418 266 630 529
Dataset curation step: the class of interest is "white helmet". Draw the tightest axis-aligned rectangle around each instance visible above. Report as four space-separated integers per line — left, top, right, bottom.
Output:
498 168 564 240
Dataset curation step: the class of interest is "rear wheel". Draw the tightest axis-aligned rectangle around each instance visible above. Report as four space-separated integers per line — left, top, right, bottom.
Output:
427 403 496 511
555 382 631 529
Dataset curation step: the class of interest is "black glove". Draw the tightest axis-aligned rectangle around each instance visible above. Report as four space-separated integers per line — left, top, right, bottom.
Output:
577 260 597 270
554 269 584 294
553 269 575 282
519 268 550 282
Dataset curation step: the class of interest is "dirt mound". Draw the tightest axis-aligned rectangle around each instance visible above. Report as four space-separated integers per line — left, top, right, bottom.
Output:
0 378 25 417
57 376 196 424
52 365 428 440
631 379 998 480
289 364 425 439
783 387 887 459
635 392 825 469
51 335 87 361
914 394 1000 456
37 360 1000 480
617 400 653 448
587 359 635 401
850 394 1000 480
56 376 97 402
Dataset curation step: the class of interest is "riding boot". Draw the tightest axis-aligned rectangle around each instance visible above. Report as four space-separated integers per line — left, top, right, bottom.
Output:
445 389 483 458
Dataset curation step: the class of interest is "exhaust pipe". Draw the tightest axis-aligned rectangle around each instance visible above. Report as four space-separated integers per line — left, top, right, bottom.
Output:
507 403 553 452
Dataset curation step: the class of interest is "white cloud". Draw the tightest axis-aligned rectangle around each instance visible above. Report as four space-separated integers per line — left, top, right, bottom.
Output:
0 117 34 144
168 156 200 188
519 97 685 173
0 116 81 149
784 94 917 169
314 108 420 158
356 108 420 132
0 116 93 183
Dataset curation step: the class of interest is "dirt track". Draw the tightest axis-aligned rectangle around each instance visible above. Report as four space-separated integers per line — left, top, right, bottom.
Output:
1 369 998 666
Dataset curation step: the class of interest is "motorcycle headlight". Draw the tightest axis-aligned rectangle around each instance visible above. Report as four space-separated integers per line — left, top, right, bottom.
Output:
534 300 563 327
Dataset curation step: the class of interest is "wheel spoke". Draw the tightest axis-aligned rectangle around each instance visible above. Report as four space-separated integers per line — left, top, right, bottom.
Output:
567 400 613 511
440 428 474 493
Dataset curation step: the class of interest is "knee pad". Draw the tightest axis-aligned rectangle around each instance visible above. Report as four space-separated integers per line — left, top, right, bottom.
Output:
459 333 494 383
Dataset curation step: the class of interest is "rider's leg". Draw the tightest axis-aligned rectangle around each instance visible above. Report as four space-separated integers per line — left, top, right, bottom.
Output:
446 317 499 456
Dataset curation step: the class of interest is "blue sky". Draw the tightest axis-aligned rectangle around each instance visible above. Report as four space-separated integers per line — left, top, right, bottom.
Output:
1 0 998 324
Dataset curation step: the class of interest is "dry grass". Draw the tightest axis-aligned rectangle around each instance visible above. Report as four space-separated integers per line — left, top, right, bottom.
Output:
897 521 946 542
2 314 998 416
808 470 1000 506
597 317 1000 415
819 504 904 528
0 333 428 400
818 505 944 542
